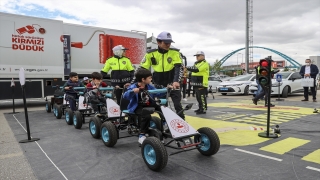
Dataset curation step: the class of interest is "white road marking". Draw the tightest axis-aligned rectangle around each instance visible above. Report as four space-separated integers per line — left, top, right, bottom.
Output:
13 115 68 180
76 163 85 173
306 166 320 172
234 148 283 162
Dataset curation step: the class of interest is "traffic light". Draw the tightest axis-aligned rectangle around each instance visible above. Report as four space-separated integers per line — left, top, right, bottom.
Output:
258 58 271 86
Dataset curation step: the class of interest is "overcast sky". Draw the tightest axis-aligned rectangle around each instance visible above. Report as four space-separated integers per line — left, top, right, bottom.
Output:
1 0 319 66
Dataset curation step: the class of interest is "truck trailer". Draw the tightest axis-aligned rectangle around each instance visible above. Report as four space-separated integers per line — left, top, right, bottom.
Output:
0 12 146 100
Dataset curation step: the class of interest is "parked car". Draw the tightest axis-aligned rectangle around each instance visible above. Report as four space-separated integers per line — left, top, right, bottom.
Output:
208 76 223 93
219 75 230 79
248 72 318 98
217 74 256 95
221 76 234 81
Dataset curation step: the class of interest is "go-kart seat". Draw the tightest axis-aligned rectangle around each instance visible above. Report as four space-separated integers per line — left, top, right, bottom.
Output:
120 93 134 115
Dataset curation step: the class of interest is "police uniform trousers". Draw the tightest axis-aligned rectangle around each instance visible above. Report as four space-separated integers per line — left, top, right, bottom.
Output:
194 86 207 111
158 88 185 120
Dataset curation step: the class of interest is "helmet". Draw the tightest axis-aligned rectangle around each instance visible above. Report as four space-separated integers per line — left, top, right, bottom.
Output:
112 45 128 57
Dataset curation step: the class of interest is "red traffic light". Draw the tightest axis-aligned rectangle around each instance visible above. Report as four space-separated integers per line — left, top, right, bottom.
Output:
260 60 268 67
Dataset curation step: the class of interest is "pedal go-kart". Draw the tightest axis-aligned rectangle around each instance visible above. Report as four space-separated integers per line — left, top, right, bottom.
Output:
70 87 114 129
45 85 72 119
46 85 84 119
87 87 135 139
45 85 64 115
54 86 86 121
99 88 221 171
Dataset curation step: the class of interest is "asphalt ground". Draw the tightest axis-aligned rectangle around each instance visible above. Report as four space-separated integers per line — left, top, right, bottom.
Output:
1 92 320 180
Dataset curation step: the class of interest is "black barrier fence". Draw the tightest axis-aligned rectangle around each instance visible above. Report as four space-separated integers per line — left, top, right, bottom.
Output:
0 81 42 100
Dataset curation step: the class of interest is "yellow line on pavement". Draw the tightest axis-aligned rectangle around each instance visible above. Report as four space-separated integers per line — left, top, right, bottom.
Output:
302 149 320 164
208 102 315 114
260 137 310 155
185 115 270 146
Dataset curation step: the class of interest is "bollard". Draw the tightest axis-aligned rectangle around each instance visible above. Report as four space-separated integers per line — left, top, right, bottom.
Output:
18 68 40 143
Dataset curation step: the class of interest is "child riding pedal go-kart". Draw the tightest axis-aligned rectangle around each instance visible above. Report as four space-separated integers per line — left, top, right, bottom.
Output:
69 71 111 129
71 86 114 130
45 85 64 114
101 68 221 171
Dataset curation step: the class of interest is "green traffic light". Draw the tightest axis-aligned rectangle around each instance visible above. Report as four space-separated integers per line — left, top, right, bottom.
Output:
260 78 268 85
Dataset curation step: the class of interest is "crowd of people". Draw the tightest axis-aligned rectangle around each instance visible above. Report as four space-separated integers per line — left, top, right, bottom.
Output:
62 31 319 145
62 31 211 144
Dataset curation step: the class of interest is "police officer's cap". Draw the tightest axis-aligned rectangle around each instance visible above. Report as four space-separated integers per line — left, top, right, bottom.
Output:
112 45 129 51
194 51 205 56
157 31 175 43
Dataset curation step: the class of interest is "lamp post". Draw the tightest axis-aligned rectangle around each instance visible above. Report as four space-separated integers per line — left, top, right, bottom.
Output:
237 53 243 75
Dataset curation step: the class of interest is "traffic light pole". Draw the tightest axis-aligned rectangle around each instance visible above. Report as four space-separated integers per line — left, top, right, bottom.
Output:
258 57 278 138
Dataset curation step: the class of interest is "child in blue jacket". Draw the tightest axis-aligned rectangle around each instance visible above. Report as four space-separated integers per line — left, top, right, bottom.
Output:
123 68 166 144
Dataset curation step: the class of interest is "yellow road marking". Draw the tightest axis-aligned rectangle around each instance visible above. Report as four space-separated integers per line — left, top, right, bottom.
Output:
302 149 320 164
208 102 315 114
260 137 310 155
185 115 269 146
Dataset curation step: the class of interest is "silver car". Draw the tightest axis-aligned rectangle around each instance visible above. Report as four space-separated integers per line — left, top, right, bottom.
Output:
249 72 319 98
208 76 222 93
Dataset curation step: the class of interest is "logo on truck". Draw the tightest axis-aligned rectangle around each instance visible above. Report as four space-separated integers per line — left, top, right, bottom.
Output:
16 24 46 35
12 24 46 52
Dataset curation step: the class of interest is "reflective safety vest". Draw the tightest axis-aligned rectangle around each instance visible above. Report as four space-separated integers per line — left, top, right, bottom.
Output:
190 60 209 87
101 56 134 84
140 48 182 86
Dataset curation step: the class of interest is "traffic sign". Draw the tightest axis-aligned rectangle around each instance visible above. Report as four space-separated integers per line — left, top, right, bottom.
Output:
276 74 282 82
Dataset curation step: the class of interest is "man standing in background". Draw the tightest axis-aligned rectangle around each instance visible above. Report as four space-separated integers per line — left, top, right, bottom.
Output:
299 59 319 102
185 51 209 115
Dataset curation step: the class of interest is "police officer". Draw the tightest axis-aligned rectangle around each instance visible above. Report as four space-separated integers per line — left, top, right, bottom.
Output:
185 51 209 114
101 45 134 105
137 31 185 119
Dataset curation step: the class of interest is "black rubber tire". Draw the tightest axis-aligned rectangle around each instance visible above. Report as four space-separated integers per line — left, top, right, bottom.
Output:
243 86 249 95
45 101 51 113
194 127 220 156
73 111 83 129
56 105 63 119
65 109 74 125
141 137 168 171
150 116 161 130
221 93 227 96
281 86 289 98
89 117 102 139
101 121 118 147
53 104 57 117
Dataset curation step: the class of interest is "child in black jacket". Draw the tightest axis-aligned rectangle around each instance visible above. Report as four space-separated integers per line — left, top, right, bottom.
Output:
63 72 85 111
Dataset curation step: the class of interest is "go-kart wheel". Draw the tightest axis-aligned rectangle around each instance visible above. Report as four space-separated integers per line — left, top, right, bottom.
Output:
141 137 168 171
150 116 161 130
65 109 74 125
55 105 63 119
73 111 83 129
194 127 220 156
101 121 117 147
89 117 102 139
53 104 57 117
45 101 51 113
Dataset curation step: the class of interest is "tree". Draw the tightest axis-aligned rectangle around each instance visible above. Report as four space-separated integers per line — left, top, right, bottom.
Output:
211 59 224 74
